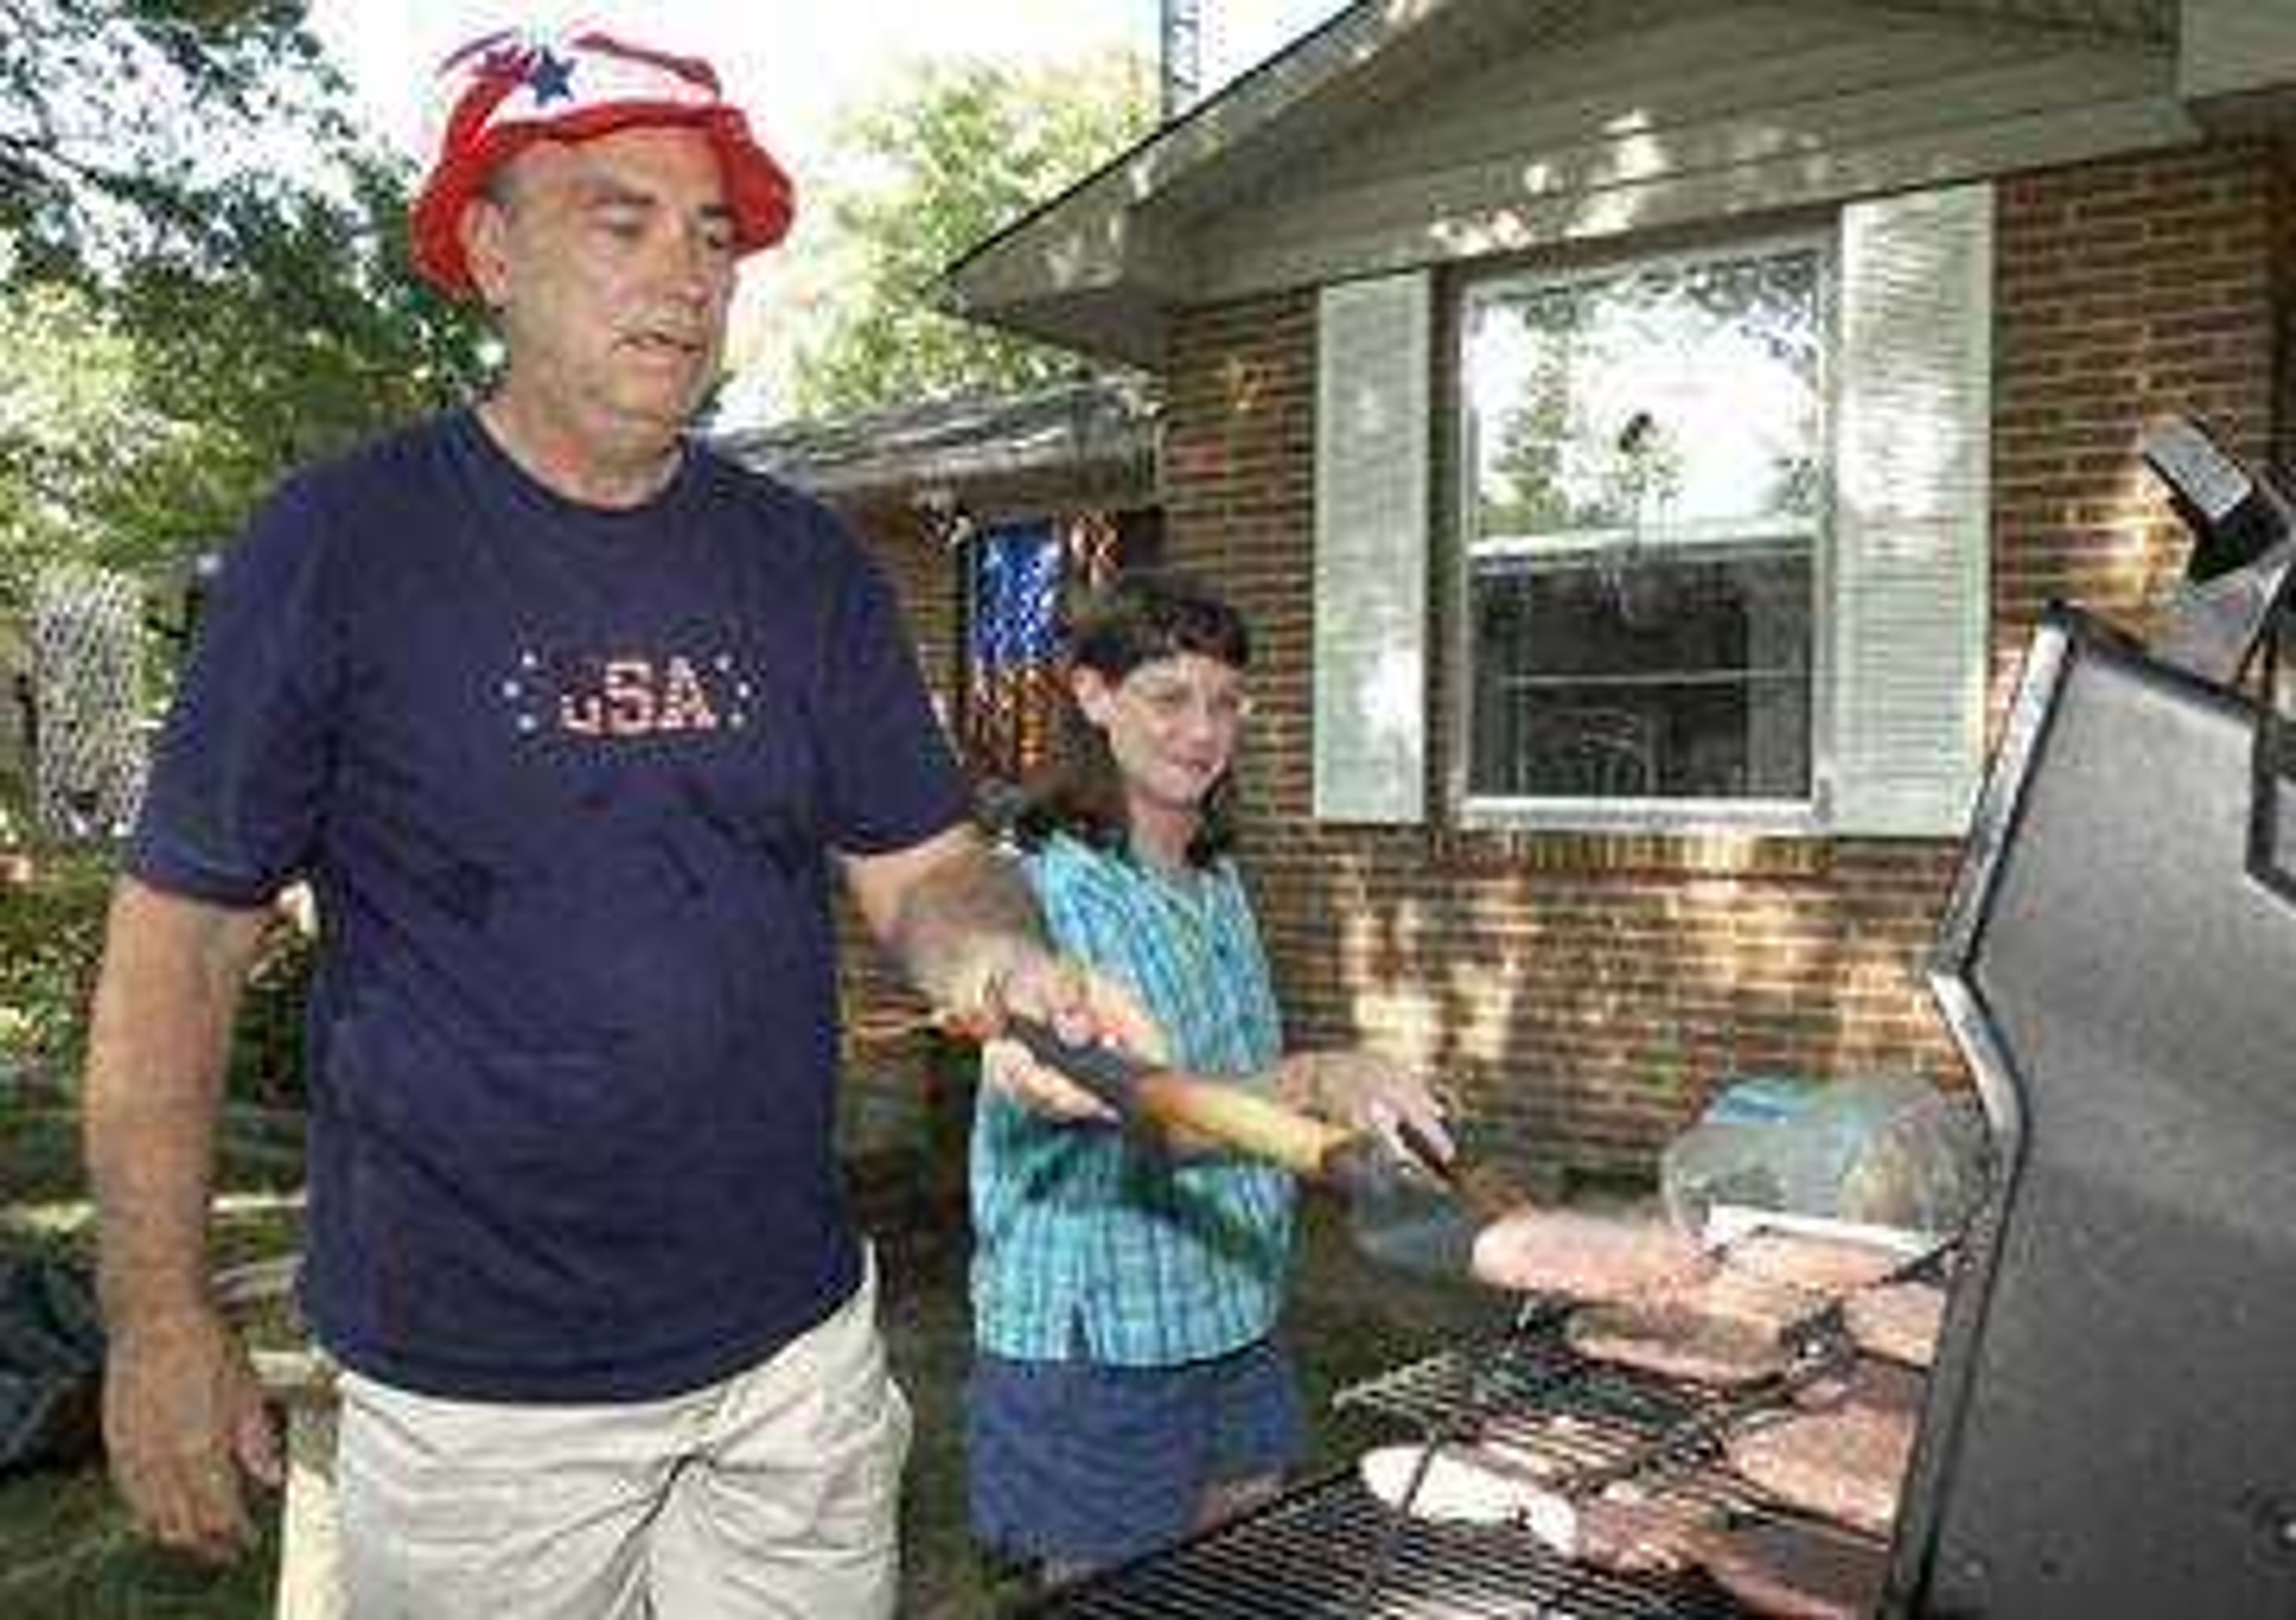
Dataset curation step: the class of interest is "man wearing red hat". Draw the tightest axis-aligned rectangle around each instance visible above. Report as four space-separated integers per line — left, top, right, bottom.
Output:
81 25 1150 1616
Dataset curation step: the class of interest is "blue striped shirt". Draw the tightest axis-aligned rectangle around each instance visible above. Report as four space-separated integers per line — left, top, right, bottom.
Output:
970 831 1292 1365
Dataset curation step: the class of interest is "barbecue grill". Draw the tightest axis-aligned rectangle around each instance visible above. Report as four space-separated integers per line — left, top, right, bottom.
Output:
1027 420 2296 1619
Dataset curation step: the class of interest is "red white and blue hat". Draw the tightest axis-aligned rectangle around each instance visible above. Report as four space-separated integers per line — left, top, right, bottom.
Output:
410 26 796 297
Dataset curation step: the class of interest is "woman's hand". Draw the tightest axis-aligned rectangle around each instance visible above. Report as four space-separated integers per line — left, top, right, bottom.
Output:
976 950 1166 1122
1281 1048 1455 1171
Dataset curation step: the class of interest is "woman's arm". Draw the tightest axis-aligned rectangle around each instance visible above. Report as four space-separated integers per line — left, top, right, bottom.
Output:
1269 1048 1454 1164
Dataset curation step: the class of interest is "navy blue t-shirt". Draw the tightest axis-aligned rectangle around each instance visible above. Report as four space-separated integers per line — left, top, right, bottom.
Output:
129 410 969 1401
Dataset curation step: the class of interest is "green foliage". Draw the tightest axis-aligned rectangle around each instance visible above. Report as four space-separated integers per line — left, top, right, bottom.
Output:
0 0 489 617
0 1460 284 1619
0 855 111 1079
96 158 490 568
0 283 158 606
791 51 1155 417
230 922 310 1109
0 0 346 281
0 855 308 1107
0 173 490 613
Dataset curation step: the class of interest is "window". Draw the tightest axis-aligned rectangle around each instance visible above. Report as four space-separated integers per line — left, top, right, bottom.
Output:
1315 191 1987 837
1460 241 1827 817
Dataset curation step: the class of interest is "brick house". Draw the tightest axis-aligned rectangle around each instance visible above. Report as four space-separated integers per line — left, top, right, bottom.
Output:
909 0 2296 1179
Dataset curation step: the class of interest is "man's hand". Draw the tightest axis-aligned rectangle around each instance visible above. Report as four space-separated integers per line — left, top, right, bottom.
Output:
839 827 1171 1121
977 951 1165 1122
103 1304 281 1563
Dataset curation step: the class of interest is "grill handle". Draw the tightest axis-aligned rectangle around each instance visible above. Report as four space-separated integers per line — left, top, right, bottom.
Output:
2144 416 2296 685
997 1012 1368 1182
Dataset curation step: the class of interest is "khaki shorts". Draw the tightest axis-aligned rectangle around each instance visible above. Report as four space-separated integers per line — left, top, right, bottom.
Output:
334 1253 910 1619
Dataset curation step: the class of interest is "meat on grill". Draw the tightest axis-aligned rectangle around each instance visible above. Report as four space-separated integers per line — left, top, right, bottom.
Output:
1569 1485 1723 1575
1725 1363 1919 1536
1721 1230 1907 1298
1470 1207 1717 1301
1789 1355 1927 1417
1563 1264 1818 1386
1565 1299 1790 1386
1694 1517 1891 1620
1357 1439 1560 1524
1358 1441 1723 1574
1843 1279 1947 1368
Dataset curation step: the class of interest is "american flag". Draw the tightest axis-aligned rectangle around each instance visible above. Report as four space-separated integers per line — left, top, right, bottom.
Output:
969 521 1062 672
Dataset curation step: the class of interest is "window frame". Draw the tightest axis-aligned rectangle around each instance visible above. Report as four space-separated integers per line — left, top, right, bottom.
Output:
1447 227 1841 835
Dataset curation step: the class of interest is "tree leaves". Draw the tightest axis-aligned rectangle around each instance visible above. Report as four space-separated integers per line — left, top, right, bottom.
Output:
0 0 486 612
1 0 353 277
788 51 1153 418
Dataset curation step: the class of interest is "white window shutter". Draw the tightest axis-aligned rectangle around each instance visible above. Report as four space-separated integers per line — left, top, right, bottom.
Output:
1314 272 1431 824
1830 184 1993 838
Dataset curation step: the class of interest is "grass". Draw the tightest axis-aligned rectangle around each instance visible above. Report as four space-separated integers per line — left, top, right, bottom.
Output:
0 1471 280 1619
1 1101 1503 1618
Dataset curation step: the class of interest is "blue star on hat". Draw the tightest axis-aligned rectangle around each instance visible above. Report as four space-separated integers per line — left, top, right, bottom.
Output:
524 47 576 105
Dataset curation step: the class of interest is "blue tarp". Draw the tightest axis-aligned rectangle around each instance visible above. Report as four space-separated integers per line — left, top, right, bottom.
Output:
0 1253 103 1474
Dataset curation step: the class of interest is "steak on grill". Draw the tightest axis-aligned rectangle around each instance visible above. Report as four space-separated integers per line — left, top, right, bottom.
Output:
1694 1516 1891 1620
1843 1279 1946 1368
1570 1485 1724 1575
1564 1298 1791 1387
1470 1207 1717 1301
1725 1363 1919 1535
1366 1439 1641 1570
1358 1439 1728 1575
1562 1261 1821 1386
1789 1355 1926 1417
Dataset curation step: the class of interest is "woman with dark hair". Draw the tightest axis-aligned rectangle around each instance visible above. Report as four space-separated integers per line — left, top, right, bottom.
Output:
966 571 1449 1588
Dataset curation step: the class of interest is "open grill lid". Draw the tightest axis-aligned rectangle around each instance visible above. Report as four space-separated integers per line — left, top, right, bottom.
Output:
1907 425 2296 1616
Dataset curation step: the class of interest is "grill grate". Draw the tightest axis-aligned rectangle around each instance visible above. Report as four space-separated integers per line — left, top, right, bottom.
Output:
1338 1319 1855 1511
1033 1469 1747 1618
1033 1298 1913 1618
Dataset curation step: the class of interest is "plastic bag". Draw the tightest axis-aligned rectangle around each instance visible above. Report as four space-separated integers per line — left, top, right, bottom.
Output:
1662 1073 1992 1238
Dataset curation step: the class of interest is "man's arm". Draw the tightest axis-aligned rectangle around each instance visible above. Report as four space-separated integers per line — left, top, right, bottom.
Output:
82 876 282 1562
840 824 1158 1117
840 823 1038 1018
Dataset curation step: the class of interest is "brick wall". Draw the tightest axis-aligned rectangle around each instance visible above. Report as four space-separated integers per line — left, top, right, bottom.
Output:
835 501 961 1062
1993 144 2280 657
1156 141 2285 1177
845 500 962 705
